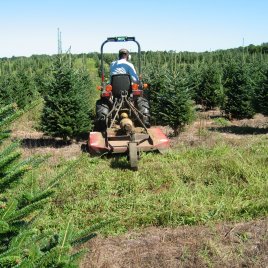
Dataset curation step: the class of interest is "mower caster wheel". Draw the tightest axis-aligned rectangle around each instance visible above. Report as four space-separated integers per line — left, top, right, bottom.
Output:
129 142 138 171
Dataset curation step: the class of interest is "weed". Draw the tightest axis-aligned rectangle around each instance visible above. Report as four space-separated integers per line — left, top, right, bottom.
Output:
236 232 250 242
213 117 231 127
198 127 210 138
199 244 214 268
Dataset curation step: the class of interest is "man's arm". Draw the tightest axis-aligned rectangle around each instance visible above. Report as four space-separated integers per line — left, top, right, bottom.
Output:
127 62 139 83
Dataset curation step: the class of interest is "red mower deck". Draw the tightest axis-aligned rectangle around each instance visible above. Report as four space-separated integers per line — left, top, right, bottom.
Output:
88 127 169 155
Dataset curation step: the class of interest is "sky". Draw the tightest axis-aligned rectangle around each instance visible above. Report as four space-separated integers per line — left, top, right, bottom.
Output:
0 0 267 57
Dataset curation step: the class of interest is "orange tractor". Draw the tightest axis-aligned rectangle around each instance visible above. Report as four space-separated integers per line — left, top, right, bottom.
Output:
88 36 169 170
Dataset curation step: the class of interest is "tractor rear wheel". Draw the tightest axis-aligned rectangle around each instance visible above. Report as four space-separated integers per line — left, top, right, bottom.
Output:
137 97 150 127
95 98 110 131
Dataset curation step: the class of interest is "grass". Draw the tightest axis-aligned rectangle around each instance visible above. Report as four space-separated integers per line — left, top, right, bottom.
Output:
30 135 268 236
213 117 231 127
11 104 268 235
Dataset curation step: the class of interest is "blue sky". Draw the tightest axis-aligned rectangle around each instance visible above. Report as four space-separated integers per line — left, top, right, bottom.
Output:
0 0 267 57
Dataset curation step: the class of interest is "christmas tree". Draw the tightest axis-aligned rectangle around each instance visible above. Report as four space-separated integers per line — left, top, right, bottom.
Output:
0 104 95 267
41 54 93 140
223 59 255 119
145 66 195 136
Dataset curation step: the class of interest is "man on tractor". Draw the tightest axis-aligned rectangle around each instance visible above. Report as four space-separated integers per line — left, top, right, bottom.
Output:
95 48 151 131
110 48 139 83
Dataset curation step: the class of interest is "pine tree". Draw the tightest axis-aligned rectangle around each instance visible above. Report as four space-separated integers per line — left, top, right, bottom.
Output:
143 65 169 122
0 104 52 267
255 65 268 115
0 68 39 109
0 104 95 267
145 67 195 136
15 68 40 109
186 62 203 101
41 55 92 140
196 62 224 110
223 60 255 119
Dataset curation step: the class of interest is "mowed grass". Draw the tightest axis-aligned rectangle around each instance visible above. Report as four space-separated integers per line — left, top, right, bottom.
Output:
33 136 268 235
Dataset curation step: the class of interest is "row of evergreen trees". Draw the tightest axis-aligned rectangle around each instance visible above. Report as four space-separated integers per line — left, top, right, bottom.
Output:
0 55 52 109
1 43 268 138
0 53 97 140
140 50 268 134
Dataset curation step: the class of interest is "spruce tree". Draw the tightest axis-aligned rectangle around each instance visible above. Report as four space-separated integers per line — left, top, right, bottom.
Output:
223 60 255 119
143 65 169 122
41 55 92 140
255 65 268 115
0 69 39 109
0 104 53 267
186 62 203 101
196 63 224 110
15 69 39 109
145 67 195 136
0 104 95 267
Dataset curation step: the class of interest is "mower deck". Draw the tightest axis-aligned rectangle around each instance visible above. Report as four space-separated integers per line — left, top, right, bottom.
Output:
88 127 169 155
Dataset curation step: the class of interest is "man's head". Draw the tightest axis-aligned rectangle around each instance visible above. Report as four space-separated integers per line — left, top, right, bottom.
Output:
119 48 129 60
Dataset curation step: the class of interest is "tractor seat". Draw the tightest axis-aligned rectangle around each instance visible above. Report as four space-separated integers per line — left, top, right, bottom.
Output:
111 74 131 98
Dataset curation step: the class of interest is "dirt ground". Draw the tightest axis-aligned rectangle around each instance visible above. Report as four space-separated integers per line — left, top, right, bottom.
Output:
11 129 83 162
80 218 268 268
171 111 268 147
12 111 268 162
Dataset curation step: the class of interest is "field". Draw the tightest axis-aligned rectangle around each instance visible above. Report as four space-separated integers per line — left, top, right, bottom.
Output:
10 104 268 267
1 45 268 266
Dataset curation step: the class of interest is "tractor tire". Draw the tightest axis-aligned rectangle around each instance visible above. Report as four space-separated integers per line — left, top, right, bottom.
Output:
95 99 110 131
136 97 151 127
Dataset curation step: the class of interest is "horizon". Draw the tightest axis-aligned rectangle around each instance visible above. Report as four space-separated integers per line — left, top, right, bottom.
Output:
0 41 267 59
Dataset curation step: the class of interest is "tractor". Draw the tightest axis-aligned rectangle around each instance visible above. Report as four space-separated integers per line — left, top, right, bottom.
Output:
88 36 169 170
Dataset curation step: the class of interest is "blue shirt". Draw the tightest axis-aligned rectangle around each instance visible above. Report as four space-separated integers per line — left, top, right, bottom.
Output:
110 59 139 83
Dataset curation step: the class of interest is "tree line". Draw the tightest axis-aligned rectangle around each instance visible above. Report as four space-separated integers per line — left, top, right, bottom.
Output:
0 43 268 138
0 54 97 139
139 46 268 134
